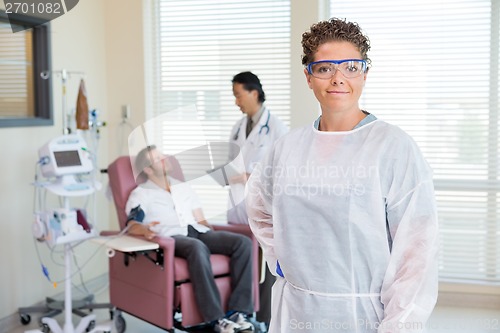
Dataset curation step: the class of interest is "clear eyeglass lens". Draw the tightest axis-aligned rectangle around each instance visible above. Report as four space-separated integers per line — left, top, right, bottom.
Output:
310 60 365 79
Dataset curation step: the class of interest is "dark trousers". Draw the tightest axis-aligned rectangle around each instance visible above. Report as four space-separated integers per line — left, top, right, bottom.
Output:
257 264 275 324
172 225 253 322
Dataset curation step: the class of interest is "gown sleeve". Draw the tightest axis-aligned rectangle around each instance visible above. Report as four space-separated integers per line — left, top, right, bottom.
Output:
379 138 439 333
245 145 279 275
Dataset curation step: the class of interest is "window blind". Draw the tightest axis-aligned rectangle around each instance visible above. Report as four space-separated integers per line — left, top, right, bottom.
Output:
0 22 33 118
144 0 291 222
330 0 500 283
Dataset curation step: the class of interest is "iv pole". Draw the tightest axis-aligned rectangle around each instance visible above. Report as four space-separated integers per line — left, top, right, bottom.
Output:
25 70 112 333
41 69 85 134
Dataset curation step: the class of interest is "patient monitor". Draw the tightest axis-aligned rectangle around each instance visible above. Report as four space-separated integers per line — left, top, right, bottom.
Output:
38 134 95 196
34 134 98 245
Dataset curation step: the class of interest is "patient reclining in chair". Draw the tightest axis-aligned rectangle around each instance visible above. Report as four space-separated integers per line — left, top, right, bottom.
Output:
125 145 255 333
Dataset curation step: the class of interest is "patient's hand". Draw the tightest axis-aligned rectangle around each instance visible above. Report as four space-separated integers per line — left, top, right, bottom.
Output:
144 221 161 239
128 221 158 240
198 219 214 230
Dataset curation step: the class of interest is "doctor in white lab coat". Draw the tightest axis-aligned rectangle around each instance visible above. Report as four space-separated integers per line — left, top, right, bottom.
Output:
227 71 288 326
227 71 288 224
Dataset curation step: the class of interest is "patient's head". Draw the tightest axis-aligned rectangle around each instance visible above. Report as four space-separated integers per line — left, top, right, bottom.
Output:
134 145 171 182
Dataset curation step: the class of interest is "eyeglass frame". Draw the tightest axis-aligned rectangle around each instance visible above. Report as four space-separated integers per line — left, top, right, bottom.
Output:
306 59 368 79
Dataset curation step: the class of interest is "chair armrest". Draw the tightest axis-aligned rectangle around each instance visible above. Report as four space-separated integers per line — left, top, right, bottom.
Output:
100 230 120 237
99 230 176 268
100 230 175 252
151 235 176 253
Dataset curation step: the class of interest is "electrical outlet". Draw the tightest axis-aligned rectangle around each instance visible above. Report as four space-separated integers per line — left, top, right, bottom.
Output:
121 105 130 120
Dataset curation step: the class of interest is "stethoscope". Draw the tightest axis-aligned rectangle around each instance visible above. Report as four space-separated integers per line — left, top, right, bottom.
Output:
233 108 271 141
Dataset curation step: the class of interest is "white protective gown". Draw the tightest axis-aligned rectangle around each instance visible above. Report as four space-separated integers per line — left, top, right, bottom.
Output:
228 107 288 224
246 119 439 333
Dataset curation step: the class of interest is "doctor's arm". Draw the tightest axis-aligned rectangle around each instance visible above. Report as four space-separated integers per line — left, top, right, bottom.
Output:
229 173 250 185
379 177 439 332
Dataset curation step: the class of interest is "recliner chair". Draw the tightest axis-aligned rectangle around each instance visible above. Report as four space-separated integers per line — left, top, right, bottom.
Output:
103 155 260 332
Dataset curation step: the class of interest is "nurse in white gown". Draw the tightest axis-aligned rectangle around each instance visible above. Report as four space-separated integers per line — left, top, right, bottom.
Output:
246 18 439 333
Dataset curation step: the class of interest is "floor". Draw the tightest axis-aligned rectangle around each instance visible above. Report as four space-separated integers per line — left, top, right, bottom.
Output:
10 289 500 333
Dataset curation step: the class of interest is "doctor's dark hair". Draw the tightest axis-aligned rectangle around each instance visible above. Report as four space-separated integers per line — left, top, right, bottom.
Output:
301 18 371 67
232 71 266 103
134 145 157 180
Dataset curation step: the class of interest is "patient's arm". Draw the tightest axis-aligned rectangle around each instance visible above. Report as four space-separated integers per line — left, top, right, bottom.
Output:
192 208 214 230
127 220 159 240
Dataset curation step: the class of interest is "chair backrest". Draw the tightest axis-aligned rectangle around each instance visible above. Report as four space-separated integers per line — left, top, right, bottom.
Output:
107 155 185 229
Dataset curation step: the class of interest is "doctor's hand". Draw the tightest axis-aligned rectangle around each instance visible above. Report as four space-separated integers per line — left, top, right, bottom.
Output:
229 173 250 185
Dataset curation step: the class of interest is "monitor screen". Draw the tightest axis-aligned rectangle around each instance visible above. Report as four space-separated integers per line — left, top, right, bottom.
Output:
54 150 82 167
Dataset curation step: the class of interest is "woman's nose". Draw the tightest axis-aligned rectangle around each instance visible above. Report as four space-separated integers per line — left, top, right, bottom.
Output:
330 68 344 85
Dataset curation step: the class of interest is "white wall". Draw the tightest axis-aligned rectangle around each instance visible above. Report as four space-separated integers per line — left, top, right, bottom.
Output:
103 0 147 161
290 0 323 127
0 0 110 319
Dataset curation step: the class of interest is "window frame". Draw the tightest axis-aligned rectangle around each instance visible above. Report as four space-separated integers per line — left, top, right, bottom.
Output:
0 10 52 128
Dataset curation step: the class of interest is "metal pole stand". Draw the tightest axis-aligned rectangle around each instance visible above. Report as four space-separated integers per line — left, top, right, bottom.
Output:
24 245 112 333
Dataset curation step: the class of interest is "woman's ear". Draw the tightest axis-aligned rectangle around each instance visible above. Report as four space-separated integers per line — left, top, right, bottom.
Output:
304 68 313 89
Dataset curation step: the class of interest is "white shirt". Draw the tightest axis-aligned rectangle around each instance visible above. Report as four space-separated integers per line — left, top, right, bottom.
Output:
125 178 210 237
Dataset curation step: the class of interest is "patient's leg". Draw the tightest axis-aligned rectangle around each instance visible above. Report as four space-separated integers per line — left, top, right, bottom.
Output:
198 230 254 314
172 232 224 322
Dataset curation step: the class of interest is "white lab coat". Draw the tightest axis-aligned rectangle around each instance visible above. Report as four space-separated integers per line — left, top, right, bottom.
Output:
227 107 288 224
246 120 439 333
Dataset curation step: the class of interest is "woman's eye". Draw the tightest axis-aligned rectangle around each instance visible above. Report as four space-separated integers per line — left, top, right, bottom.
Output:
317 66 332 73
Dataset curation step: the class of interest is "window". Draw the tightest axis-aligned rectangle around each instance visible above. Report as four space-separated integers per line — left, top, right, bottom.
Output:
144 0 291 222
329 0 500 284
0 11 52 127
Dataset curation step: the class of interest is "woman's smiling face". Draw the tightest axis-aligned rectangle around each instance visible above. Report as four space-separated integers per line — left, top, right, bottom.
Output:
304 40 368 114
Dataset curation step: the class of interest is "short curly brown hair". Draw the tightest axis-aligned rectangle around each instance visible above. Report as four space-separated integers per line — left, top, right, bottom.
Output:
301 18 371 67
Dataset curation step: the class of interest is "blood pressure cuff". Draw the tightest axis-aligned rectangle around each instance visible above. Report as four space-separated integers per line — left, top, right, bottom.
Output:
126 205 145 226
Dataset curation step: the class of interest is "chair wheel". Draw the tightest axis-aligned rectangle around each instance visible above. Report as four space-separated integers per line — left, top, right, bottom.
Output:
86 320 96 332
41 323 51 333
20 313 31 325
115 314 126 333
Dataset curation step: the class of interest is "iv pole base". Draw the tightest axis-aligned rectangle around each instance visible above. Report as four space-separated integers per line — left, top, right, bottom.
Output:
24 314 112 333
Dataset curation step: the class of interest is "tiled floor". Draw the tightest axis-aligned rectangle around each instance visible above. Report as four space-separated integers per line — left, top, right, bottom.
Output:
10 289 500 333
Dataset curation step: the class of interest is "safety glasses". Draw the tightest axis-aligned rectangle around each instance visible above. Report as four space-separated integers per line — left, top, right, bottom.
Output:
307 59 367 79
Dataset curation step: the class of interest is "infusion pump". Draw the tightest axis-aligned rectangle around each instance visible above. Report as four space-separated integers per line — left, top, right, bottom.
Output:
34 134 98 245
38 134 95 196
